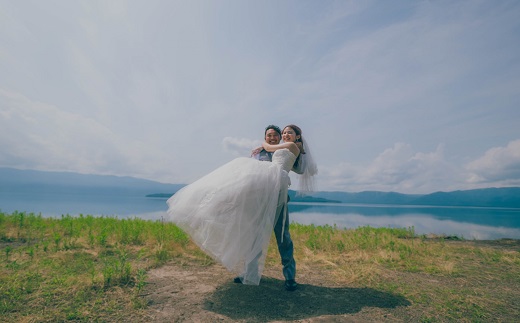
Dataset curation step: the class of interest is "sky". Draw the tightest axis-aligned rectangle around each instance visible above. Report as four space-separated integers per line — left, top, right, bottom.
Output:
1 0 519 194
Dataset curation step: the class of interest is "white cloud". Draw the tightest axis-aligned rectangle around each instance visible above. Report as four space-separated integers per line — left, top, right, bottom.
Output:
317 139 520 194
0 89 122 171
0 89 182 182
222 137 262 157
319 143 459 194
1 1 519 193
466 139 520 185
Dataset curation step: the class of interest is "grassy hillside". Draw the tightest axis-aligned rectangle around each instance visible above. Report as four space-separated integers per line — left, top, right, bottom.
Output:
1 211 519 322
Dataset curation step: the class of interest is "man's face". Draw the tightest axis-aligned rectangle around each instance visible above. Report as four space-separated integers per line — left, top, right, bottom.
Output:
265 129 281 145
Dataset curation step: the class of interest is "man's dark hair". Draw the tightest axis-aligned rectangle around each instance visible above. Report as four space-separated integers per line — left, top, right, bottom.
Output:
265 125 281 136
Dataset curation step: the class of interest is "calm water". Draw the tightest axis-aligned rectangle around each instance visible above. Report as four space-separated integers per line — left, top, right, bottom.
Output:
2 192 520 240
289 203 520 240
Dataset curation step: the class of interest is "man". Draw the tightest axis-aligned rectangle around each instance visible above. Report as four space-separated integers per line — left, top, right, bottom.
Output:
237 124 300 291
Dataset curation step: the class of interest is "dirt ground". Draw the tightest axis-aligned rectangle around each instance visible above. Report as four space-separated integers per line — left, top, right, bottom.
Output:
139 239 520 322
140 262 411 322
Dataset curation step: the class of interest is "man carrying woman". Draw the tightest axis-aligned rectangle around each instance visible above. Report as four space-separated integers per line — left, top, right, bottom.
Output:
166 124 317 290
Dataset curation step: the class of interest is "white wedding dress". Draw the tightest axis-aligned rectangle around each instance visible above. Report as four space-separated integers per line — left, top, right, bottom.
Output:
166 149 297 285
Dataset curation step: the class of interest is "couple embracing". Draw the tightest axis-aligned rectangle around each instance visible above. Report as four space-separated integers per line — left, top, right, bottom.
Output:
166 124 317 291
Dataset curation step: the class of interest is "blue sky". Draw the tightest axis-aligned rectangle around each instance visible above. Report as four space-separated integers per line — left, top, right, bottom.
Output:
1 0 519 194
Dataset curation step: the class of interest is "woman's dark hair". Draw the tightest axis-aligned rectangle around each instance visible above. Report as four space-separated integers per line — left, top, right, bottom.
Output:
283 124 305 154
283 124 301 139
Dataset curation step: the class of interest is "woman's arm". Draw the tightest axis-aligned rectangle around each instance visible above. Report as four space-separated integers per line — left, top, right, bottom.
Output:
262 141 300 157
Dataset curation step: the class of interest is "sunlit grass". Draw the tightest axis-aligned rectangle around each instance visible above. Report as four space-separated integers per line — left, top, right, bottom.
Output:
1 211 519 322
271 222 520 322
0 211 204 321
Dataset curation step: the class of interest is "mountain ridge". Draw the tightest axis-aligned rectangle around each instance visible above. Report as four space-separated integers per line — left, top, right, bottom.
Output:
307 187 520 208
0 167 185 195
1 167 519 208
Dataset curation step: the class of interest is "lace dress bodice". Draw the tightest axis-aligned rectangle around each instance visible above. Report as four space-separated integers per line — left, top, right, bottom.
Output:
272 149 297 173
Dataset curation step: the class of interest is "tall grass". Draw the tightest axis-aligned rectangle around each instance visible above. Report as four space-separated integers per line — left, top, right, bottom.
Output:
0 211 203 322
281 223 520 321
1 211 519 322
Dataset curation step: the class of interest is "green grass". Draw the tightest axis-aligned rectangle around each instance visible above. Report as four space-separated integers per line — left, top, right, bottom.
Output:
286 223 520 322
1 211 519 322
0 211 204 321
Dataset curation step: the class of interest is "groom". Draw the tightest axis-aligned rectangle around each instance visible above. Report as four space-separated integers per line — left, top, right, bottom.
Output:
248 124 301 291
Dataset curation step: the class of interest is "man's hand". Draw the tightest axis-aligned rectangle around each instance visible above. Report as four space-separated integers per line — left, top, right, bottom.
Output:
251 146 263 157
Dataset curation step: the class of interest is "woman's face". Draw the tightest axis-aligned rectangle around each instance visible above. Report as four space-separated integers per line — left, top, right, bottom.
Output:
282 127 300 143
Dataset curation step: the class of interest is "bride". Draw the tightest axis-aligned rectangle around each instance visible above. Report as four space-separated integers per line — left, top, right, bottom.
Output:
166 124 317 285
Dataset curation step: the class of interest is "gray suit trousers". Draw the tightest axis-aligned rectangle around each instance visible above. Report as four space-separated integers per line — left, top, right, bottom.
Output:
274 204 296 281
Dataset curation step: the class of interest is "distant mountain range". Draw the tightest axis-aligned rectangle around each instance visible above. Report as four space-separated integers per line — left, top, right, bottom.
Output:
297 188 520 208
1 167 519 208
0 167 185 196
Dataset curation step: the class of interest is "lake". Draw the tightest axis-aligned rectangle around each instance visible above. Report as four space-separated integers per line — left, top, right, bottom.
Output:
1 191 520 240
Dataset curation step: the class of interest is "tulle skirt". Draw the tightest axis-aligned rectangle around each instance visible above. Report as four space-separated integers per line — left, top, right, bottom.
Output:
166 157 289 285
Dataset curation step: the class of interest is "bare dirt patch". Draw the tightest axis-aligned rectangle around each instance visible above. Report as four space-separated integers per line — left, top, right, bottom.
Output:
141 262 410 322
139 239 520 322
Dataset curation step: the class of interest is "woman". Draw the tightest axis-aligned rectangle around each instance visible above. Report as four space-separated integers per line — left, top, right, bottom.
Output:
166 124 317 285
